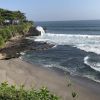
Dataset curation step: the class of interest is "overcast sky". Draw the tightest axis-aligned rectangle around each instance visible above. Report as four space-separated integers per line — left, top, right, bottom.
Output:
0 0 100 21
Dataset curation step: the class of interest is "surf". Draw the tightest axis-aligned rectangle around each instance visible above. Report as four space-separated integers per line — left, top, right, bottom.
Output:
84 56 100 72
34 31 100 54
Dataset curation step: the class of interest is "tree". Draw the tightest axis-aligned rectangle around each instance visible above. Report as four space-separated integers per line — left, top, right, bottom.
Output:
0 8 27 25
15 11 26 22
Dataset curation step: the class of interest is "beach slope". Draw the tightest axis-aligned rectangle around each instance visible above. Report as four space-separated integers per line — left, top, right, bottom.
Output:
0 58 99 100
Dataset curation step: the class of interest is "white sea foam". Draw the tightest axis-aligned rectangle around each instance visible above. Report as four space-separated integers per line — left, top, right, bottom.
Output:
20 52 25 56
43 63 71 72
52 45 57 48
83 74 100 83
35 33 100 54
84 56 100 72
36 26 45 36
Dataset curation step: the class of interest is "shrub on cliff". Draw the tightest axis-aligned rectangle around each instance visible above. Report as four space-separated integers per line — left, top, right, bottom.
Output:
0 22 33 46
18 22 32 34
6 22 33 36
0 28 12 41
0 35 4 47
0 82 59 100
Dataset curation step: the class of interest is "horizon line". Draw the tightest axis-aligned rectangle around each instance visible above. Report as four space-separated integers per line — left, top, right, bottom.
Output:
35 19 100 22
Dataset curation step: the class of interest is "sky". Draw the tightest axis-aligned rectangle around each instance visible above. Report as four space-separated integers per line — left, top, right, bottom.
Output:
0 0 100 21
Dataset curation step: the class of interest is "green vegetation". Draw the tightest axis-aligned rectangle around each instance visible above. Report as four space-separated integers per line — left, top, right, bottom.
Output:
0 22 32 47
0 8 33 47
0 8 26 25
0 82 59 100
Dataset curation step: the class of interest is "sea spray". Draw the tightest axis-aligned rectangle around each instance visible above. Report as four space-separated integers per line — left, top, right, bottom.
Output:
36 26 45 36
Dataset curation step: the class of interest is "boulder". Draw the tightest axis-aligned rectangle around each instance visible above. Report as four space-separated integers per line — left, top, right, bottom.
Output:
27 27 41 36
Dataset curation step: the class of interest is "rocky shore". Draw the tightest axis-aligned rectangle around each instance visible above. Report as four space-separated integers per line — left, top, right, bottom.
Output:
0 27 53 60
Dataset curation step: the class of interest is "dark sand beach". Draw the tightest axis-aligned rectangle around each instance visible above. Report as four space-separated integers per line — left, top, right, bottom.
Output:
0 58 100 100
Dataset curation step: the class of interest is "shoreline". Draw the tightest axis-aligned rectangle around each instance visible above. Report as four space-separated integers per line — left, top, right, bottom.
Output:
0 58 100 100
0 26 100 99
0 35 54 60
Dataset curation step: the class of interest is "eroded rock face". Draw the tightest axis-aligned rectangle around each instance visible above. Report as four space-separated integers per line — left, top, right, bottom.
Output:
27 26 46 37
27 27 41 36
0 38 54 60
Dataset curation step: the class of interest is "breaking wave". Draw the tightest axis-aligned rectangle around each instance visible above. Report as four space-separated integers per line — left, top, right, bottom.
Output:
35 33 100 54
36 26 45 36
84 56 100 72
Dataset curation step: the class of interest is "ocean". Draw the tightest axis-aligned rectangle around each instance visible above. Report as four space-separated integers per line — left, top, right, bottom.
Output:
23 20 100 82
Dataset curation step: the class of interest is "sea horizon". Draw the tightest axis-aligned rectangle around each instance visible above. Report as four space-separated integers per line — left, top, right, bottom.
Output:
35 19 100 23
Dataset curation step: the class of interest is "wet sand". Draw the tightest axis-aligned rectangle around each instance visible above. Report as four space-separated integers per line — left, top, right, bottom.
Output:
0 58 100 100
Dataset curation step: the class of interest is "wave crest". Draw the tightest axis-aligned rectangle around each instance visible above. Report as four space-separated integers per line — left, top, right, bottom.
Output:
84 56 100 72
34 33 100 54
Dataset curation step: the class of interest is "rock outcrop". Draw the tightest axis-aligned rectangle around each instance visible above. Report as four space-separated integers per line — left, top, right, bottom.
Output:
26 26 46 37
0 38 54 60
27 27 41 36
